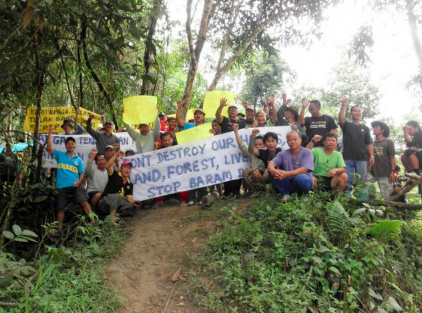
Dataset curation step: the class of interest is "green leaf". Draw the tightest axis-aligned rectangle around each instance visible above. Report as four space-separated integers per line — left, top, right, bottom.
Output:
13 237 28 243
22 230 38 237
2 231 14 240
328 266 341 275
387 296 403 311
33 196 48 203
353 208 367 215
368 288 383 300
12 225 22 236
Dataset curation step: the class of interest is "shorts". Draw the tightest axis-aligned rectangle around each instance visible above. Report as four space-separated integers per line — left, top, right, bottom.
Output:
55 185 88 211
88 191 101 201
98 193 134 215
315 176 333 191
404 149 422 161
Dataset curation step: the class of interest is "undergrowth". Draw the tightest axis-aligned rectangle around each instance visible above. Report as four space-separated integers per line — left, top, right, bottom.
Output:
194 193 422 312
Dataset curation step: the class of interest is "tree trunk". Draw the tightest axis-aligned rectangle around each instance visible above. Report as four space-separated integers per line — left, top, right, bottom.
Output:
406 0 422 91
76 32 83 127
181 0 214 119
81 16 118 129
208 0 308 91
140 0 162 95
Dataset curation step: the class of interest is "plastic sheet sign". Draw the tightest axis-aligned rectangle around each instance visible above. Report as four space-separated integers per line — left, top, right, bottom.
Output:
203 91 236 118
123 95 158 125
23 106 102 133
124 126 290 201
175 122 213 145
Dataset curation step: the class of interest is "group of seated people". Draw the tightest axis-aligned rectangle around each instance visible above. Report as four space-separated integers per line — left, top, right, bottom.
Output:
38 93 422 230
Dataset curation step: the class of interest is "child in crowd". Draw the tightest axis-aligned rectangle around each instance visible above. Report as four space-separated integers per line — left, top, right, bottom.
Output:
152 132 189 208
248 129 282 183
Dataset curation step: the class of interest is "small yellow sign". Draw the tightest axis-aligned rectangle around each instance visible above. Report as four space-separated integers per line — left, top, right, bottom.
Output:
123 95 158 124
167 109 195 122
175 122 214 145
203 91 236 118
23 106 101 133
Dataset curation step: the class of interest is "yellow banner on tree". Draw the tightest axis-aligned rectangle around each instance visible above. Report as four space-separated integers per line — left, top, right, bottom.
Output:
203 91 236 118
23 106 102 133
123 95 158 125
175 122 213 145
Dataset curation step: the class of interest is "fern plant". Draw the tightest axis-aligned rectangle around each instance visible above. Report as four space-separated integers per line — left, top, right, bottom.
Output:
326 201 351 245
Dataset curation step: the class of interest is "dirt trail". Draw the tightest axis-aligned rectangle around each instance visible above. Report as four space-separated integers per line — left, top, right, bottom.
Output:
105 203 218 313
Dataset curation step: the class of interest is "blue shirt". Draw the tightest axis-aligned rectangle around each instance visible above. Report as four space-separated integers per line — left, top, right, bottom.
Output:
182 122 196 130
54 149 84 189
272 147 314 180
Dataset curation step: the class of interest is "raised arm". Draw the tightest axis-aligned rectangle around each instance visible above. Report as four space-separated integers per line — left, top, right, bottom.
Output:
248 129 260 157
105 149 123 175
86 148 98 176
176 100 185 128
305 134 322 149
268 93 277 124
233 124 243 146
215 98 228 123
152 117 160 141
339 98 347 126
299 98 308 126
403 125 413 144
86 114 100 139
124 122 138 140
261 98 269 118
47 127 54 154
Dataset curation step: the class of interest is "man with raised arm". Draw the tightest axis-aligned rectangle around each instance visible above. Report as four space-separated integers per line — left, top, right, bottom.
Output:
86 148 109 208
299 98 337 146
97 148 135 226
242 101 256 126
86 114 119 155
47 127 93 232
260 93 278 126
61 118 85 135
176 100 206 130
267 131 314 200
310 133 348 193
338 99 374 191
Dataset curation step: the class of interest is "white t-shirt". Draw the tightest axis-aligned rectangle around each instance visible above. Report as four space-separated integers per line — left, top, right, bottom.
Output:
86 161 109 193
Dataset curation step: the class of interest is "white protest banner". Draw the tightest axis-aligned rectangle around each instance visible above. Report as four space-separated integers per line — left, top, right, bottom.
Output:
38 132 137 168
124 127 290 201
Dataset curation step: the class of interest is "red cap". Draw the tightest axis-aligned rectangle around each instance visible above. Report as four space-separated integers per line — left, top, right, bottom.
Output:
121 161 132 168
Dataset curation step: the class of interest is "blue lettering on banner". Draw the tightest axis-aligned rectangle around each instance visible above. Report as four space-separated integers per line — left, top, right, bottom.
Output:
147 181 181 198
119 137 129 145
211 137 236 151
133 169 161 184
129 154 152 168
189 171 232 188
224 152 243 165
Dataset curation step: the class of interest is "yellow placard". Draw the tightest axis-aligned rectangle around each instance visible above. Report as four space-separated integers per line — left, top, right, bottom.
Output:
23 106 102 133
167 109 195 122
203 91 236 118
123 95 158 125
175 122 213 145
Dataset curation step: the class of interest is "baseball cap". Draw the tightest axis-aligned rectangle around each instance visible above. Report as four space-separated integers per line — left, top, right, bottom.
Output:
61 119 73 129
104 120 113 125
105 145 114 150
194 108 206 115
125 149 135 156
228 104 238 110
121 161 132 168
246 107 255 112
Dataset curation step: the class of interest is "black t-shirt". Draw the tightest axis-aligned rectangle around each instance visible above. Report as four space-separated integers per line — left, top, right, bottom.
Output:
407 131 422 149
244 119 255 126
371 138 395 177
304 115 337 146
341 121 372 161
102 170 133 198
219 116 247 133
258 148 282 168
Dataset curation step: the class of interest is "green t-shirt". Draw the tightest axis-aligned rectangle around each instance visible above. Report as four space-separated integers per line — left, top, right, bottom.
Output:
312 148 345 177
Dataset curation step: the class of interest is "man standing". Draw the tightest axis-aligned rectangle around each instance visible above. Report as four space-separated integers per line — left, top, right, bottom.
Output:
124 118 160 154
216 98 247 197
86 115 119 155
368 121 396 200
86 148 109 208
267 131 314 200
98 149 135 226
176 100 206 130
339 99 374 190
47 127 93 232
61 118 85 135
299 98 337 146
0 143 18 183
311 133 348 193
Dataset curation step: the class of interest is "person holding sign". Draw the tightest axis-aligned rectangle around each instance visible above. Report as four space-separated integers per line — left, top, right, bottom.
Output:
121 107 160 154
268 131 314 201
87 115 119 155
46 127 94 232
97 149 135 226
61 118 85 135
176 100 206 130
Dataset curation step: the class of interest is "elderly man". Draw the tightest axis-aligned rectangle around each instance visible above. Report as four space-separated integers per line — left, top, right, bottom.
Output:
268 131 314 200
176 100 206 130
87 114 119 155
61 118 85 135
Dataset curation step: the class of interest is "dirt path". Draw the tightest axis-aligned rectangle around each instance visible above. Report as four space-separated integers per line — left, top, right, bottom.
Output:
105 203 219 313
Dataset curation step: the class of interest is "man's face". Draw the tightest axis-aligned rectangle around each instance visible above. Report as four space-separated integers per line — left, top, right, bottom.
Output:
65 140 76 153
105 148 114 159
96 155 106 170
323 136 337 150
287 133 301 149
140 125 149 135
408 125 418 136
254 138 264 149
120 165 131 177
351 106 362 120
373 125 382 136
256 111 266 125
246 109 255 120
63 125 72 134
309 103 320 116
212 122 221 134
265 137 278 152
194 112 205 124
228 107 238 119
162 135 173 148
104 123 113 133
168 119 177 130
284 110 294 120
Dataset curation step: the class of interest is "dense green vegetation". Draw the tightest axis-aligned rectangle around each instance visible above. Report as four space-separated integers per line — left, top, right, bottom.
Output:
194 193 422 312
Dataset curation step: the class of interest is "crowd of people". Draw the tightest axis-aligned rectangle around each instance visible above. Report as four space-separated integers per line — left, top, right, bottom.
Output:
1 94 422 231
